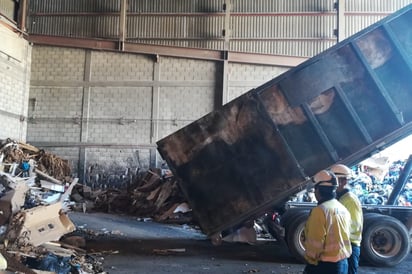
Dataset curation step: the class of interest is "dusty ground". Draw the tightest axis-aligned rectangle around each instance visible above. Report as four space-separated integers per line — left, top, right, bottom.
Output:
69 212 412 274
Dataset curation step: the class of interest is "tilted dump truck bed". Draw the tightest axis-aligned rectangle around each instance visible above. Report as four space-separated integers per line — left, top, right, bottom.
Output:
157 5 412 236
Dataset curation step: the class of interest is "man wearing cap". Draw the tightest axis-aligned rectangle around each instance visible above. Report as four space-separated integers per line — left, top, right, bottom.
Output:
303 170 352 274
331 164 363 274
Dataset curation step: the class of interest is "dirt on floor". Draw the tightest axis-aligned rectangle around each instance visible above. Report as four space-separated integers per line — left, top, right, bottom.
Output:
68 212 412 274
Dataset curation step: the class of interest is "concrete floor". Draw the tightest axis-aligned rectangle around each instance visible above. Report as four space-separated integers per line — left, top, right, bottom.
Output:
69 212 412 274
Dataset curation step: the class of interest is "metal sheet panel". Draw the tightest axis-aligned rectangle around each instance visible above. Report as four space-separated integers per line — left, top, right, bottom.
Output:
232 0 334 12
345 15 387 38
28 0 120 12
230 13 336 56
127 15 224 39
230 15 335 38
346 0 412 12
128 0 224 13
229 40 335 57
29 15 119 38
344 0 412 38
157 93 306 235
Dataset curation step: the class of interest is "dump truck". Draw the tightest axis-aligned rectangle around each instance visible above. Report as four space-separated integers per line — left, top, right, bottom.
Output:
157 4 412 267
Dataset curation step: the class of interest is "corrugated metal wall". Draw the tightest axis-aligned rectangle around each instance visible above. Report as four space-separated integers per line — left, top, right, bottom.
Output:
127 0 223 12
27 0 412 57
126 15 225 49
229 14 336 56
231 0 334 12
345 0 412 37
30 15 120 38
346 0 412 11
28 0 120 12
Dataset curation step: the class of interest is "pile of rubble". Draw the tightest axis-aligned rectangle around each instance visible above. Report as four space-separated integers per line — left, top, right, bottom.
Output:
294 156 412 206
0 139 105 273
352 157 412 206
0 138 195 273
73 168 192 224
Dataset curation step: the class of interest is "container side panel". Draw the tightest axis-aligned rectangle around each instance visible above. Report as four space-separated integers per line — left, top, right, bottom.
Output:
389 9 412 58
259 85 334 176
157 93 305 234
384 12 412 123
277 56 344 107
373 44 412 123
335 44 400 140
309 89 368 163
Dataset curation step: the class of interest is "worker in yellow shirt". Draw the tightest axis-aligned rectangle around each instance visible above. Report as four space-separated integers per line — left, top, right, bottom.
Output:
331 164 363 274
303 170 352 274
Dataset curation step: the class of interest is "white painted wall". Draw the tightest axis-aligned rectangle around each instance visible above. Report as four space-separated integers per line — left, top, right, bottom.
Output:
0 24 32 141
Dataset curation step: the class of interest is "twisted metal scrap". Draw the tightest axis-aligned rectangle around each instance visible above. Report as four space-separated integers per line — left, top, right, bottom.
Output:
0 141 25 163
36 152 72 181
0 139 72 182
4 212 27 249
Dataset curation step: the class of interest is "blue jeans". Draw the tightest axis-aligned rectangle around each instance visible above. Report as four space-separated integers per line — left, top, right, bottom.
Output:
304 258 348 274
348 244 360 274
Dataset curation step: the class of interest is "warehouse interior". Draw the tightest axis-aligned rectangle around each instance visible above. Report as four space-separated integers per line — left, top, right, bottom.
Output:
4 0 411 185
1 0 412 273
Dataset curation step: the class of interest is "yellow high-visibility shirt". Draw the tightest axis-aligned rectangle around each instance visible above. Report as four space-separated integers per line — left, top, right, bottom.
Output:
304 199 352 265
339 191 363 246
0 253 6 270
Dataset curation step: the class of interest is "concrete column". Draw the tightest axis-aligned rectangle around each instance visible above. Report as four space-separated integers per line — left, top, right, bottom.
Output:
221 1 231 105
119 0 127 50
78 50 92 183
336 0 346 42
150 55 161 167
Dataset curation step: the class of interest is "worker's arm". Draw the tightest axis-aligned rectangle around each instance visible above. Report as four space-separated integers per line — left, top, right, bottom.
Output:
303 207 326 265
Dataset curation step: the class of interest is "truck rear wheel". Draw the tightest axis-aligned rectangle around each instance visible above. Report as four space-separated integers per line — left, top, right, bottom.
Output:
285 211 309 263
281 208 309 230
361 214 410 267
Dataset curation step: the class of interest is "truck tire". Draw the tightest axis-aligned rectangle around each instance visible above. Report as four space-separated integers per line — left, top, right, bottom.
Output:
361 215 410 267
363 212 383 225
285 211 309 263
281 208 310 233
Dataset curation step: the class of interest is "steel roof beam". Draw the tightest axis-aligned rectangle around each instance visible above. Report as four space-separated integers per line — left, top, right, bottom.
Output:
28 35 307 67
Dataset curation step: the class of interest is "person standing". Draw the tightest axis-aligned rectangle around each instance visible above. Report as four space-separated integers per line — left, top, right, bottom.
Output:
303 170 352 274
331 164 363 274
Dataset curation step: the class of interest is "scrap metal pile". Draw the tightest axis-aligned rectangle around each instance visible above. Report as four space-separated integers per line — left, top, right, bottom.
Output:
73 168 192 225
294 156 412 206
352 158 412 206
0 138 194 273
0 138 104 273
